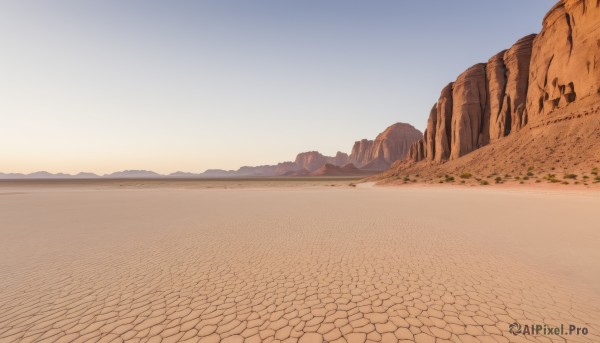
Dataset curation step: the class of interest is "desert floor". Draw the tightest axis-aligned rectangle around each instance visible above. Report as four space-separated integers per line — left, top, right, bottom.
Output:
0 180 599 343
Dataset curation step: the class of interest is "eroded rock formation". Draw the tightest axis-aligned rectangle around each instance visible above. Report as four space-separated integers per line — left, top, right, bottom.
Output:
450 64 488 160
350 123 422 169
526 0 600 121
424 104 437 161
406 0 598 166
434 83 454 161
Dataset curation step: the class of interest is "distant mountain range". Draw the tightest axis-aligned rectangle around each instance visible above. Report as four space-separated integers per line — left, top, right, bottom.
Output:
1 122 423 179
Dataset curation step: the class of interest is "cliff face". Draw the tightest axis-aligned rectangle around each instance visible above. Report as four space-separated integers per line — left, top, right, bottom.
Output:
526 0 600 121
450 63 489 160
434 83 454 161
293 151 349 172
406 0 599 167
350 123 423 169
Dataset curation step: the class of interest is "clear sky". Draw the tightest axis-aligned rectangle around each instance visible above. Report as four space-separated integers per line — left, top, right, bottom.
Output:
0 0 553 174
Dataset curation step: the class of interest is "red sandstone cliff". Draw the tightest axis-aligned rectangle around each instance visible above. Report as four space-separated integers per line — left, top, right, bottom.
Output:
398 0 599 181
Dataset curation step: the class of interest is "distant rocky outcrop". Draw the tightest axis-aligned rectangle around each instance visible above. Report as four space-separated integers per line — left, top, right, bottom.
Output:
309 163 366 176
105 170 162 178
349 123 422 169
387 0 600 180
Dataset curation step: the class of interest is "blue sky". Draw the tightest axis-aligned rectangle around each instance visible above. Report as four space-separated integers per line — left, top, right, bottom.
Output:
0 0 553 174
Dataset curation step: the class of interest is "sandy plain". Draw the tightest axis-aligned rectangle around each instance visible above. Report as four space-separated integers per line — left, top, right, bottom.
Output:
0 180 599 343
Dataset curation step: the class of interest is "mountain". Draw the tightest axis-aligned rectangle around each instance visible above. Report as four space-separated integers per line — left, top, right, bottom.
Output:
0 171 99 179
379 0 600 182
2 121 423 179
104 170 162 178
349 123 423 170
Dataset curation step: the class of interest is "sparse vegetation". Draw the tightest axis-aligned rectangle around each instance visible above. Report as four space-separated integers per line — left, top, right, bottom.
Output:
444 175 455 182
460 172 472 179
563 174 577 179
480 180 489 185
495 177 502 184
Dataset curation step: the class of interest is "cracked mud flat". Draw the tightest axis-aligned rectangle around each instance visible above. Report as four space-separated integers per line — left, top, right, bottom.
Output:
0 184 599 343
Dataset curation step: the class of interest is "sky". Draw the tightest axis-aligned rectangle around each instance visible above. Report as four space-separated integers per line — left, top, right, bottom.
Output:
0 0 553 174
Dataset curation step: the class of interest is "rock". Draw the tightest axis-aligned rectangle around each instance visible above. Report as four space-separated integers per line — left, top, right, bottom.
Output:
408 139 425 162
332 151 350 166
450 64 488 160
424 104 438 160
294 151 331 172
309 163 365 176
526 0 600 121
502 34 536 133
350 123 423 168
349 139 375 167
487 51 508 142
434 83 454 161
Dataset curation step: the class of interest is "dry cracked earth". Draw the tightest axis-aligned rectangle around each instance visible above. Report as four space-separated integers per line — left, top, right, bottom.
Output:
0 186 599 343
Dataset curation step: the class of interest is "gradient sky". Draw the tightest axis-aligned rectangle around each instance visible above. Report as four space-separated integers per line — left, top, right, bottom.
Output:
0 0 553 174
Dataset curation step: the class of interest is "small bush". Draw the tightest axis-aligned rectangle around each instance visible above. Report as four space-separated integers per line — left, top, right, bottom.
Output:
495 177 502 184
527 171 534 177
460 172 472 179
480 180 489 185
562 181 569 185
564 174 577 179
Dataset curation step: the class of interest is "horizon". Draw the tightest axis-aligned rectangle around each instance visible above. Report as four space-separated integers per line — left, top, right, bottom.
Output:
1 0 552 174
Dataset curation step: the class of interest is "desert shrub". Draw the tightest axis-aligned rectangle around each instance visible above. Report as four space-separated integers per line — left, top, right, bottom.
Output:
480 180 489 185
562 181 569 185
495 177 502 184
523 176 529 180
564 174 577 179
460 172 472 179
527 171 534 177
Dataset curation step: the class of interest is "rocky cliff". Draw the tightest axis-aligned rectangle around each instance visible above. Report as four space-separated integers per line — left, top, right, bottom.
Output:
350 123 422 169
401 0 599 177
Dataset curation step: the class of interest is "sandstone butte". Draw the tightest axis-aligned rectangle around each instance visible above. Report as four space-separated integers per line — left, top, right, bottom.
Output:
395 0 600 180
349 122 423 170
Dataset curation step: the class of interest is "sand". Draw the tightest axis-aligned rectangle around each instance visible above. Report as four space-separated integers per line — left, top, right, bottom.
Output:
0 181 599 343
